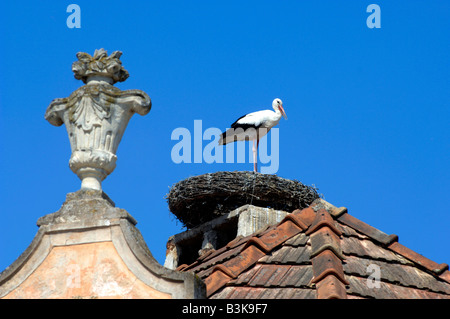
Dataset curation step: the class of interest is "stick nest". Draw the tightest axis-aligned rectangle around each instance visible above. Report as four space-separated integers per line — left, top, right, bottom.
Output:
166 171 320 229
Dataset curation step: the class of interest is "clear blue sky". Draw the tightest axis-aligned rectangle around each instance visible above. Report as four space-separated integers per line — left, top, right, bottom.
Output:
0 1 449 272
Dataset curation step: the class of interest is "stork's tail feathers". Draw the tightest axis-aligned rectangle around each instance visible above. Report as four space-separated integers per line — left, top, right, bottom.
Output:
218 131 229 145
219 129 238 145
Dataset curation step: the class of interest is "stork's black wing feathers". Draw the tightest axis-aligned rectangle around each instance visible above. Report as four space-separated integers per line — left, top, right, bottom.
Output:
230 114 247 128
230 114 261 130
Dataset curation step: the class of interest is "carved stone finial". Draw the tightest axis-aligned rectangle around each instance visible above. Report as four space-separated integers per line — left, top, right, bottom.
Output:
45 49 151 190
72 48 129 84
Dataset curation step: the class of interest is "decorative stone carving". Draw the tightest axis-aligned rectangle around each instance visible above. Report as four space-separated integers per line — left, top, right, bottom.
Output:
45 49 151 190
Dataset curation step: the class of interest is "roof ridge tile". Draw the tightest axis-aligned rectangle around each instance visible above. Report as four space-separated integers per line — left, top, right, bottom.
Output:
243 237 272 253
306 208 342 236
311 250 349 286
203 244 268 297
176 264 189 271
337 212 398 246
440 271 450 284
210 264 237 279
310 226 345 260
282 213 309 230
256 217 304 249
388 242 449 275
291 207 316 226
304 207 350 299
310 198 348 218
204 268 234 298
316 274 348 299
197 249 215 261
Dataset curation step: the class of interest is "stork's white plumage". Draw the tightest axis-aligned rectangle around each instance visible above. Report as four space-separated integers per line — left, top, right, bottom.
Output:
219 98 287 172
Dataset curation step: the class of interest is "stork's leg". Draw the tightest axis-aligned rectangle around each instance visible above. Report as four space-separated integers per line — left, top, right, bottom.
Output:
256 139 260 172
253 139 258 172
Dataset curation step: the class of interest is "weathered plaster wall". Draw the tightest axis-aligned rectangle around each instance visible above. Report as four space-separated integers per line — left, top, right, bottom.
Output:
3 242 170 299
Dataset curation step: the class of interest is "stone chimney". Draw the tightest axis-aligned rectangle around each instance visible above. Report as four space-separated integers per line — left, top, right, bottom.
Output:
0 49 205 299
165 204 290 269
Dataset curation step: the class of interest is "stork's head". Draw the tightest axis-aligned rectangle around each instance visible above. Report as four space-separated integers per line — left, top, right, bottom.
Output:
272 98 288 120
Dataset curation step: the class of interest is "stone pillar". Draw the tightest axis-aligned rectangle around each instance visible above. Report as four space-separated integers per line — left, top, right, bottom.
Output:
45 49 151 190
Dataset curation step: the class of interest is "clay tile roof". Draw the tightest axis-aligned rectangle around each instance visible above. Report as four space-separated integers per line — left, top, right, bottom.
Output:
179 199 450 299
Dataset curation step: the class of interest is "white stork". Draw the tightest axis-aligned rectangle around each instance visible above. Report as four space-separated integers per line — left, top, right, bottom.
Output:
219 98 288 172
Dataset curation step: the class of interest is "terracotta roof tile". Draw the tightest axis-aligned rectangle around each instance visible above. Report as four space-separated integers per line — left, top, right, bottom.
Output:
178 198 450 299
257 288 284 299
343 256 450 294
310 226 344 260
306 208 349 298
291 207 316 226
338 223 369 239
279 288 316 299
337 213 398 246
277 265 314 287
341 236 413 264
221 245 266 278
306 208 342 236
238 259 314 288
440 270 450 284
176 264 189 271
388 242 449 275
204 267 234 297
249 264 293 287
211 287 316 299
281 213 309 230
195 214 308 296
311 250 349 285
347 275 450 299
316 274 348 299
213 286 258 299
259 245 311 264
284 233 309 246
190 245 243 275
256 217 304 249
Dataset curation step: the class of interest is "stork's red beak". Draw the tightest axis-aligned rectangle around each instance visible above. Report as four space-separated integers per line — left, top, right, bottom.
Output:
280 105 288 120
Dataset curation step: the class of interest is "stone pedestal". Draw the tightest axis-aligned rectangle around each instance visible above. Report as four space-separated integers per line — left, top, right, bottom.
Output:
0 191 205 299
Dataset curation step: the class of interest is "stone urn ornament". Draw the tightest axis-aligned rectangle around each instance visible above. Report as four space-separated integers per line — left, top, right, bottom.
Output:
45 49 151 190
